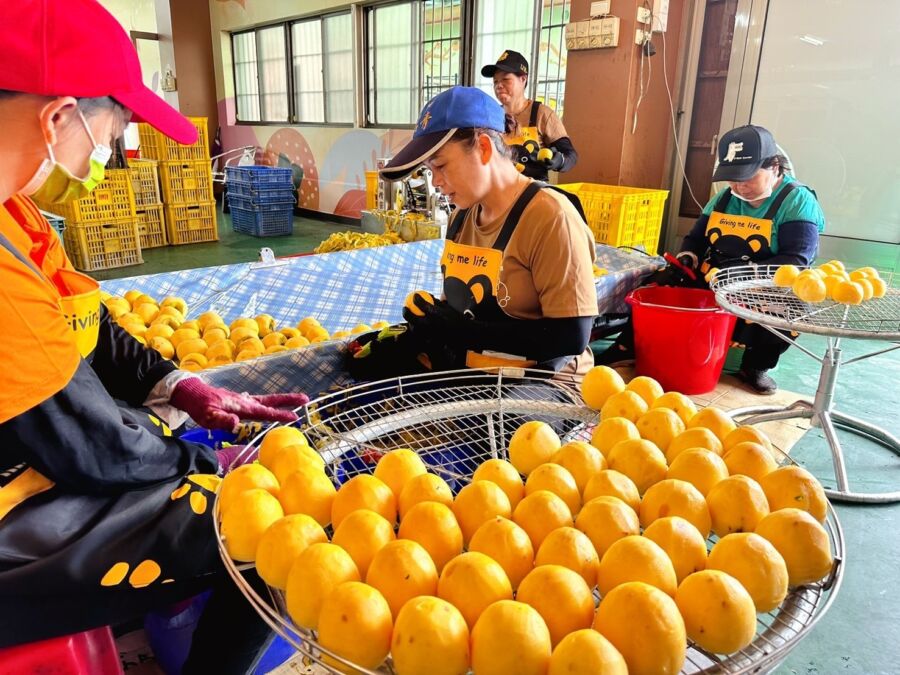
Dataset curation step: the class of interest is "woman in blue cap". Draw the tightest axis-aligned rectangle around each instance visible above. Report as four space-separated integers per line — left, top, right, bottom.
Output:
369 86 598 377
598 125 826 394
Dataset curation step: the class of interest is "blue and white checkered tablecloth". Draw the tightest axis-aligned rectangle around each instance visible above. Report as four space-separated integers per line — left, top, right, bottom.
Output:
101 241 662 398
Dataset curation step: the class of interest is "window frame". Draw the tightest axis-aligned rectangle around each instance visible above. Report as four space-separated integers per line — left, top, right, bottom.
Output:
466 0 570 114
363 0 423 129
533 0 570 117
230 24 291 125
288 11 356 127
230 10 354 128
227 1 569 129
421 0 467 104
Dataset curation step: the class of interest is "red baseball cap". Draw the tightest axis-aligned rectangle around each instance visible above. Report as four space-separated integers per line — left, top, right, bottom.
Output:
0 0 197 145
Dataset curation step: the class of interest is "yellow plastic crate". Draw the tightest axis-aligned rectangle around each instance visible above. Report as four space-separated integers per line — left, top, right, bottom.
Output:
365 171 379 210
63 219 143 272
159 160 214 204
127 159 161 208
35 169 135 225
165 201 218 245
557 183 669 252
138 117 210 161
136 204 167 249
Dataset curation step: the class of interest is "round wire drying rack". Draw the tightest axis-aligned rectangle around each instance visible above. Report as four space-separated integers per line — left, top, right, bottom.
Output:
711 265 900 503
214 368 844 675
710 265 900 340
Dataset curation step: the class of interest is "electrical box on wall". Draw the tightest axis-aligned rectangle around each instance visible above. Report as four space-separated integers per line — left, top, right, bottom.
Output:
590 17 619 48
652 0 669 31
161 66 177 92
566 17 620 50
575 18 590 50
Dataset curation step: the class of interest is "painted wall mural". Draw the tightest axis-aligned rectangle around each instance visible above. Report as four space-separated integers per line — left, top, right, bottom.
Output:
264 129 320 211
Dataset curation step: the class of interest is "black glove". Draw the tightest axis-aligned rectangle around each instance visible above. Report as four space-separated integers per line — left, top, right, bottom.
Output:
540 149 565 171
402 295 471 347
648 253 706 288
402 294 594 371
345 325 435 381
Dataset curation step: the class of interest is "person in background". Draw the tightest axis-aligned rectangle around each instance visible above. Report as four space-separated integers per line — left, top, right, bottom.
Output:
482 50 578 181
597 125 825 394
352 86 596 379
0 1 308 671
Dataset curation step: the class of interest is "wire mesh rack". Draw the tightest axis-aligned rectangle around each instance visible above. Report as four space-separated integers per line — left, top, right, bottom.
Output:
710 265 900 340
214 368 844 675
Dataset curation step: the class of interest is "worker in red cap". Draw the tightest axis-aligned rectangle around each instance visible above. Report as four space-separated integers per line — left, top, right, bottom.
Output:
0 1 307 670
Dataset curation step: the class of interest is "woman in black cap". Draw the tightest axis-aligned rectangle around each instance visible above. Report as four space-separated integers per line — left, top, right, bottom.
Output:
597 124 825 395
482 50 578 181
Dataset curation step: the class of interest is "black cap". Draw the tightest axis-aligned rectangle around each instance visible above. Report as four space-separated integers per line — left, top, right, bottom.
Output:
481 50 529 78
712 125 779 182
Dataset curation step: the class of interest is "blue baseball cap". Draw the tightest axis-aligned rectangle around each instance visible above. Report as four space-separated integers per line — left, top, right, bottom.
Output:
380 86 506 180
712 125 778 182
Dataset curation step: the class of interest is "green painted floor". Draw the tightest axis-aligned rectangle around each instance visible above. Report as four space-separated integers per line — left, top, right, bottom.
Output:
95 214 900 672
767 335 900 674
92 201 351 281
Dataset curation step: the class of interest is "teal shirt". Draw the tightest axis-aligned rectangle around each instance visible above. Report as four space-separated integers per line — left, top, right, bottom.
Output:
702 175 826 253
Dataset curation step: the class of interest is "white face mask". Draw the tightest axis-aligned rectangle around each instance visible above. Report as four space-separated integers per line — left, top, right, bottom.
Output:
730 168 778 203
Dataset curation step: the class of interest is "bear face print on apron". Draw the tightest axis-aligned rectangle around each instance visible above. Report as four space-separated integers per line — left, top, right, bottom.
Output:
701 181 806 273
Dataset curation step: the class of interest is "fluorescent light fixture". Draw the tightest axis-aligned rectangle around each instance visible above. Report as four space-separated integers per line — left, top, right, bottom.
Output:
799 34 825 46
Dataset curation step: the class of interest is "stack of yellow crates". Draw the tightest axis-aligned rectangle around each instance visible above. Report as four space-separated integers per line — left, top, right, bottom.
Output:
127 158 166 248
138 117 218 245
34 169 142 272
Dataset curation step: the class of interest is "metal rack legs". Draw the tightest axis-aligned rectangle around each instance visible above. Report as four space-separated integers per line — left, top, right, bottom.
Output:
730 338 900 504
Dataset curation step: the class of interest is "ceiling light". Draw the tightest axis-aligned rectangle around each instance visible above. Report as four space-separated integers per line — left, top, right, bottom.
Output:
799 34 825 46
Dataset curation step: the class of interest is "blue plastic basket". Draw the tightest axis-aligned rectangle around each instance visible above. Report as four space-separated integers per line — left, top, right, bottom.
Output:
228 184 295 202
180 427 238 449
40 209 66 241
225 165 292 188
231 205 294 237
227 193 295 212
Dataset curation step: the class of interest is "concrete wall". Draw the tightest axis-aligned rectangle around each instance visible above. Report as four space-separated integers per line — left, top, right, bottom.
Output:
562 0 687 189
171 0 219 149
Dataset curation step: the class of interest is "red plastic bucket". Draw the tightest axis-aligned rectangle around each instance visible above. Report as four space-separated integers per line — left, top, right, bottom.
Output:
626 286 737 395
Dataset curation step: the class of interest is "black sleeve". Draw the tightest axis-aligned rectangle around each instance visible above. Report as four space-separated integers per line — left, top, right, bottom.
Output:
89 305 178 407
757 220 820 267
457 315 593 363
680 214 711 259
0 359 218 495
548 136 578 173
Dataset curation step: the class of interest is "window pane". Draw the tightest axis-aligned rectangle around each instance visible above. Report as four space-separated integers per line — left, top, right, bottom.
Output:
367 3 418 125
475 0 536 97
292 20 325 123
258 26 289 122
423 0 462 102
233 32 260 122
324 13 354 123
536 0 569 116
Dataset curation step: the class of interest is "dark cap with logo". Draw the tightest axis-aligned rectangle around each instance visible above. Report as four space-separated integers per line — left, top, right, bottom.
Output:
712 125 778 182
481 50 530 78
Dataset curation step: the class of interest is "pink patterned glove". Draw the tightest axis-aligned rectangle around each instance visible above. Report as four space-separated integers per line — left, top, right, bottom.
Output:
170 378 309 431
214 444 254 474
